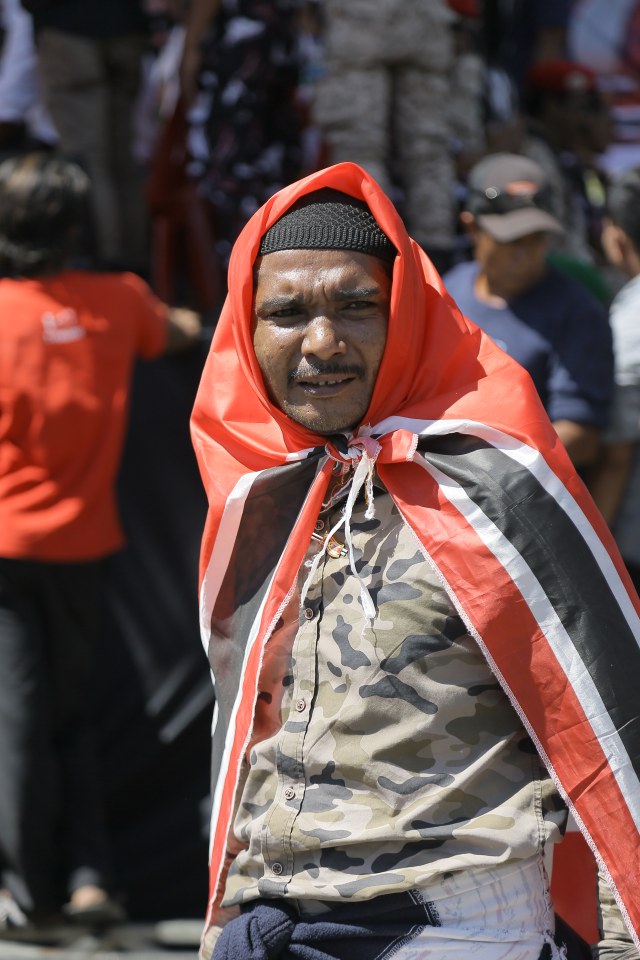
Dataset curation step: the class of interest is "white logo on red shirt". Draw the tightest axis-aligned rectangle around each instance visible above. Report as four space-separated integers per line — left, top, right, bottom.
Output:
41 309 86 344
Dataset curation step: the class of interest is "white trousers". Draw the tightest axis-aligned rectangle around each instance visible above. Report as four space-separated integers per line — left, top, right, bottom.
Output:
393 856 563 960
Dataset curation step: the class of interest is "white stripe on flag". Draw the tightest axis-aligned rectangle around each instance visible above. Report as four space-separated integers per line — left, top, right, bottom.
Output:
199 470 263 651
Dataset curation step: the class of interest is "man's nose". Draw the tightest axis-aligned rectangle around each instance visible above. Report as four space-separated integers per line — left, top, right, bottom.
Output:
510 241 535 265
301 314 346 359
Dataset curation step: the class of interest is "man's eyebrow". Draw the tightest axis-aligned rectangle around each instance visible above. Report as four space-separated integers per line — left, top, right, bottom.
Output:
256 286 385 313
333 286 383 300
256 294 304 312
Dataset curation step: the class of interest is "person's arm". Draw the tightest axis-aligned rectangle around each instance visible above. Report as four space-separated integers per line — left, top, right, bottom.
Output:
552 419 601 468
593 867 640 960
0 0 41 130
120 272 203 358
179 0 221 105
544 278 614 469
165 305 203 352
588 441 636 526
587 381 640 522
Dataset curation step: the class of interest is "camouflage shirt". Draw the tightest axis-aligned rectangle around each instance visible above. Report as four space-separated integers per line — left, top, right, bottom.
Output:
223 473 567 908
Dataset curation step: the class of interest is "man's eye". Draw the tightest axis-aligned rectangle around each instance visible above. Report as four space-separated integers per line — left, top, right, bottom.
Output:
343 300 375 311
270 307 301 319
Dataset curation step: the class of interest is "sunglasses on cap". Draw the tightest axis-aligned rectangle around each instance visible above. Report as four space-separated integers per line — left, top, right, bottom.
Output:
466 181 555 218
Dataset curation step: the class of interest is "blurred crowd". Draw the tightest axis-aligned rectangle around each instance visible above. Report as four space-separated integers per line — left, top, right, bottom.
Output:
3 0 640 937
1 0 638 294
0 0 634 284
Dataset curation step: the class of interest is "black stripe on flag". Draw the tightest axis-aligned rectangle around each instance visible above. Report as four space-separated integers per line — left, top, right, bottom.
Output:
418 434 640 774
208 454 322 736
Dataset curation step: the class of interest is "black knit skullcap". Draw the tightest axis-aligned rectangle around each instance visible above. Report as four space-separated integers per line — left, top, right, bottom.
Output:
258 188 396 263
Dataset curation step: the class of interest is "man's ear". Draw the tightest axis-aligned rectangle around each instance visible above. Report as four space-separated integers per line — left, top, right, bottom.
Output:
601 218 628 269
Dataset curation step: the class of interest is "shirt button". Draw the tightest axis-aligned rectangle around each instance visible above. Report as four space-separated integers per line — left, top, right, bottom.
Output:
295 698 307 713
284 787 295 800
271 862 283 876
304 607 314 620
314 519 325 531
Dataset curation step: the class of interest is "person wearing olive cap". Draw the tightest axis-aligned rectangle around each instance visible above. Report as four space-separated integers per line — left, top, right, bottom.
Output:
191 162 640 960
444 152 614 471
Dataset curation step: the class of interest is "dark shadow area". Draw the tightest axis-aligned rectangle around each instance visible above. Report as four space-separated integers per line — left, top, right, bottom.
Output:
94 344 213 921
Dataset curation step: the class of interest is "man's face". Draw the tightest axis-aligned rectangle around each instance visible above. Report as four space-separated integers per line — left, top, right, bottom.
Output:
474 228 549 300
252 248 391 435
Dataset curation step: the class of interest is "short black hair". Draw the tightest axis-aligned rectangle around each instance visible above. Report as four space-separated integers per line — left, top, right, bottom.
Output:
606 167 640 255
0 152 90 278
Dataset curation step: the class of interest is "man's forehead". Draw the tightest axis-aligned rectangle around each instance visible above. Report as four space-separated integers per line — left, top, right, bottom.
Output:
254 248 391 294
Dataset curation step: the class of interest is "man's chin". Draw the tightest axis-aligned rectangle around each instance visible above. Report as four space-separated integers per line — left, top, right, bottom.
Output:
284 403 362 437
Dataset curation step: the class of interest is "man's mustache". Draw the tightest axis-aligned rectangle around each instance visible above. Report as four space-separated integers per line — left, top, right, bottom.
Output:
288 362 365 386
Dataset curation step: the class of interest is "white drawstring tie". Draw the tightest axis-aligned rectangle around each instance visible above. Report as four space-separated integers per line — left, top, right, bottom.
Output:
300 435 381 623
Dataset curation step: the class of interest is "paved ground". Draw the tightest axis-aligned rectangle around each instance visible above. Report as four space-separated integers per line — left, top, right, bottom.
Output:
0 919 202 958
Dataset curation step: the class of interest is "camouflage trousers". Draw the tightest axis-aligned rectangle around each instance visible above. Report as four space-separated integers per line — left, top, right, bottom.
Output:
313 0 457 251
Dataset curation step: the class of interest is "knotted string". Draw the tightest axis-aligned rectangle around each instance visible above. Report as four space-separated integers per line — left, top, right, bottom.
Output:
300 434 381 623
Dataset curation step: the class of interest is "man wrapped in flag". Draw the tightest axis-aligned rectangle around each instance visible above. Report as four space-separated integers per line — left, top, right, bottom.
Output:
191 162 640 960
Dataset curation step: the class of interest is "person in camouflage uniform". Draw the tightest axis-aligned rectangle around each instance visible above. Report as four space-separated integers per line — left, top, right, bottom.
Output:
190 164 640 960
312 0 464 268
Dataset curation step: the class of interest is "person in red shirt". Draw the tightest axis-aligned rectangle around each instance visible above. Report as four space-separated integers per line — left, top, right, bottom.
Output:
0 151 201 932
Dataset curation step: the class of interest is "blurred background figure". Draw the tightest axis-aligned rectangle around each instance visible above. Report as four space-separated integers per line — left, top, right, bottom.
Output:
482 0 572 101
135 0 223 316
444 152 614 471
447 1 486 174
312 0 459 273
178 0 304 272
523 59 613 268
0 0 57 158
568 0 640 176
21 0 150 273
0 152 200 932
590 168 640 592
293 0 327 174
